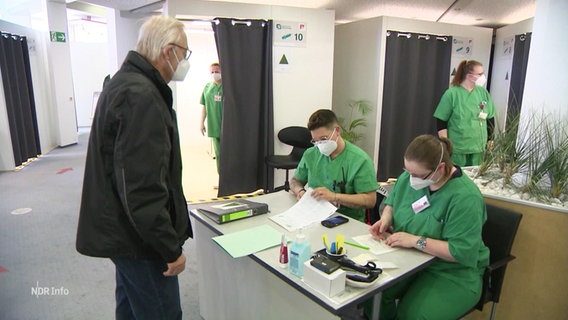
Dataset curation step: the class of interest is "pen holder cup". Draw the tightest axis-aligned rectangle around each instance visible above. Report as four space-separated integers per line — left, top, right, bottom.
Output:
325 249 346 261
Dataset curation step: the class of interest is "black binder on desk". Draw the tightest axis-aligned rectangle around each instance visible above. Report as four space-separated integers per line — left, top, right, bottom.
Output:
197 199 269 224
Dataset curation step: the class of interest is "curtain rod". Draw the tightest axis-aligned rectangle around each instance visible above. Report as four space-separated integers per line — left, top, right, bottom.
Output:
1 31 24 40
386 31 448 41
177 17 266 27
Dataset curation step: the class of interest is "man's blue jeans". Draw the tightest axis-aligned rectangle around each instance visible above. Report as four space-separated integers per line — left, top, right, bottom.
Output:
111 257 182 320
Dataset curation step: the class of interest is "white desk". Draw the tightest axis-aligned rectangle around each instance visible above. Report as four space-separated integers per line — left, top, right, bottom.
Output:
189 191 434 320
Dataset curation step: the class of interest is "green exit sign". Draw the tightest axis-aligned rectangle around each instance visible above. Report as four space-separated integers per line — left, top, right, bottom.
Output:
50 31 66 43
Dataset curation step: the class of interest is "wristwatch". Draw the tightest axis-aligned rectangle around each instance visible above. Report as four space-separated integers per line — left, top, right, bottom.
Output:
416 236 427 251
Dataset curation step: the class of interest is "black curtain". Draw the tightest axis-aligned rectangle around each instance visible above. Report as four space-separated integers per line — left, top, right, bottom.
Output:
507 33 532 129
377 31 452 181
212 18 274 197
0 32 41 166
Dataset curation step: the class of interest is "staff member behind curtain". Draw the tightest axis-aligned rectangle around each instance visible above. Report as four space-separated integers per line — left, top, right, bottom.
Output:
290 109 377 222
434 59 496 167
76 16 192 320
369 134 489 320
199 62 223 173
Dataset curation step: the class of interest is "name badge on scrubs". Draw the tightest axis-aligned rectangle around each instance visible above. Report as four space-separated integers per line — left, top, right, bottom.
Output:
412 195 430 214
478 111 487 119
214 94 222 102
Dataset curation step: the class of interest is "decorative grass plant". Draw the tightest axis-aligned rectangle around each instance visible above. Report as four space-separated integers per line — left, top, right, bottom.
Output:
472 109 568 208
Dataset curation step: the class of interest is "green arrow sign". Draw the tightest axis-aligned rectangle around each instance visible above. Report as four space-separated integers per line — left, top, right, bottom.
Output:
50 31 66 43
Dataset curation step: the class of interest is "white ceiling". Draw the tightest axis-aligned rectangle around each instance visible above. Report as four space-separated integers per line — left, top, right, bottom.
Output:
68 0 536 28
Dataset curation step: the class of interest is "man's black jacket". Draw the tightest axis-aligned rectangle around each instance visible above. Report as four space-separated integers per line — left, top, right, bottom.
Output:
76 51 192 263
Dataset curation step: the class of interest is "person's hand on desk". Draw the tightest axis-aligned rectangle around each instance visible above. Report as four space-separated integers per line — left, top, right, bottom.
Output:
382 232 418 248
369 205 393 241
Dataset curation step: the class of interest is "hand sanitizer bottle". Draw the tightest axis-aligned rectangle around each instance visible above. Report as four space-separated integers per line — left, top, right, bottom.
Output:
289 229 311 278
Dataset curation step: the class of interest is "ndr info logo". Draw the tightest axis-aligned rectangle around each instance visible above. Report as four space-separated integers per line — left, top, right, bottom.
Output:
31 281 69 297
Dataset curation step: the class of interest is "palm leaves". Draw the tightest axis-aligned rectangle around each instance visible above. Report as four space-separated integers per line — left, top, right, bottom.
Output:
338 100 372 144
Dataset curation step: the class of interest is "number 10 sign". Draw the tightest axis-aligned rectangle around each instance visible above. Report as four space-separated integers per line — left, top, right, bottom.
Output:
274 21 307 47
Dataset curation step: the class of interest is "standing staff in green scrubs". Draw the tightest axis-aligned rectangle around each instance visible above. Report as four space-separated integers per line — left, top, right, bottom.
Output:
370 134 489 320
434 59 496 167
199 62 223 173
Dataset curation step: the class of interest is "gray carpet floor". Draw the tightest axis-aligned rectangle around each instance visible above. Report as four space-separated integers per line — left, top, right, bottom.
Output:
0 130 202 320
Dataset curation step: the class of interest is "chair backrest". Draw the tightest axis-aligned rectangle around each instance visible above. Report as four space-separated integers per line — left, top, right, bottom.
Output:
278 126 312 148
476 203 523 310
483 204 522 265
277 126 312 160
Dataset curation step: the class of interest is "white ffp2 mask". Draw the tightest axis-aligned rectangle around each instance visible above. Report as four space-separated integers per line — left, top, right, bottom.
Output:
475 74 487 87
168 50 190 82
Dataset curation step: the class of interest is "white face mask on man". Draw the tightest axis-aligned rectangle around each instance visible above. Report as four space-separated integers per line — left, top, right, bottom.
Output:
212 72 222 82
316 128 338 157
167 50 190 82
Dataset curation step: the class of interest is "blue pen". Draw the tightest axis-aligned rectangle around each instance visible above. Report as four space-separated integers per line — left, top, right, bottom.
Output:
330 242 336 254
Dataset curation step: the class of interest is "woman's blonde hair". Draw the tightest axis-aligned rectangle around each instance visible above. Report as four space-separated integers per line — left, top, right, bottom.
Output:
135 16 185 63
405 135 454 177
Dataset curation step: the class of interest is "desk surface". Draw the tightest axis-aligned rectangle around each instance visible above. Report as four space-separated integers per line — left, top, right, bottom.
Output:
189 191 434 317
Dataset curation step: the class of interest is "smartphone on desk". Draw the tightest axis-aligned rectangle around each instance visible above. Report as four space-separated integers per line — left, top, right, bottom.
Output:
321 216 349 228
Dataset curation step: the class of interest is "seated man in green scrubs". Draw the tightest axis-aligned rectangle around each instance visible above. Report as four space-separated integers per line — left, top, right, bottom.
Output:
290 109 377 222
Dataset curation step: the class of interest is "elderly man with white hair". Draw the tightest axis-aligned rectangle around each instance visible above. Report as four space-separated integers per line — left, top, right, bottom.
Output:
76 15 192 320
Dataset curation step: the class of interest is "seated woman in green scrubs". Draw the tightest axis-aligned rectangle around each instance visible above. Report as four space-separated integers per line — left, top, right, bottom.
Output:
369 134 489 320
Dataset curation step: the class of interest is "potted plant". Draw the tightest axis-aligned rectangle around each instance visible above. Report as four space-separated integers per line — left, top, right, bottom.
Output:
469 109 568 209
337 100 372 145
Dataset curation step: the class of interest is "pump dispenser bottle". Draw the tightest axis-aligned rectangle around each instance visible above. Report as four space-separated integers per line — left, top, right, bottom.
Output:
289 229 311 277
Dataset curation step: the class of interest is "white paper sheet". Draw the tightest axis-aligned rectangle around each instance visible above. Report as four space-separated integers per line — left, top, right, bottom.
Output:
269 187 337 231
352 234 399 255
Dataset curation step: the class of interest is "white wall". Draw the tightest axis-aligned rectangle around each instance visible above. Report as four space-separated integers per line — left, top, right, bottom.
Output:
333 16 493 166
167 0 335 187
491 18 533 130
46 0 78 146
333 18 383 158
521 0 568 118
176 29 219 149
70 42 109 127
106 9 141 73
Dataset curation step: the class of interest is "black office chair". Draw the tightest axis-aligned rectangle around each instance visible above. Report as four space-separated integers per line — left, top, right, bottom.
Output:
367 184 391 225
265 126 312 192
472 203 523 320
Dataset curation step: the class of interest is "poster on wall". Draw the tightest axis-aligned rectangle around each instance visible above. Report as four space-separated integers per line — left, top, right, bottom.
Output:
452 37 473 57
273 47 292 72
273 21 307 47
501 36 514 57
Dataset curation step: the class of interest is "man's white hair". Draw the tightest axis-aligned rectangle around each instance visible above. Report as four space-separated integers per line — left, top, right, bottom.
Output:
136 15 185 63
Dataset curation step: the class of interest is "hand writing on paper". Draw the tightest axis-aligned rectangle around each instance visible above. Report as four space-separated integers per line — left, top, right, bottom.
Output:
369 205 393 241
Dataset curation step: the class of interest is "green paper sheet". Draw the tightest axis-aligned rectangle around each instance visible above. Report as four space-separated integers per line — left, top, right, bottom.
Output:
212 224 282 258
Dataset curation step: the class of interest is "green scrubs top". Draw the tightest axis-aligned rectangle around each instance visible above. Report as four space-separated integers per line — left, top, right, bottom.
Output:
434 85 496 154
200 82 223 138
384 168 489 293
294 141 377 222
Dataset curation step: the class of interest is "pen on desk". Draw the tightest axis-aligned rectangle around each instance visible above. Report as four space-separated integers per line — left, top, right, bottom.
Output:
344 241 370 250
